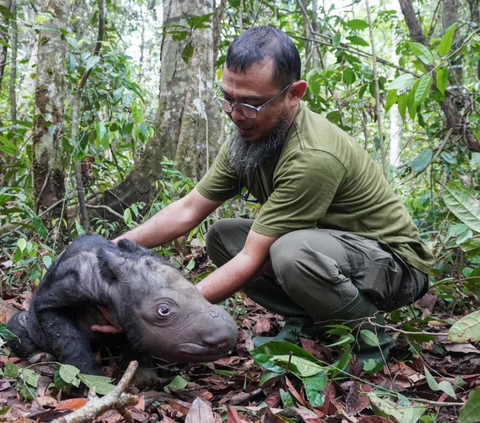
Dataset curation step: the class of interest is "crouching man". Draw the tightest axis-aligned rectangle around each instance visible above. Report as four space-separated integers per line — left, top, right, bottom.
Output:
107 26 433 363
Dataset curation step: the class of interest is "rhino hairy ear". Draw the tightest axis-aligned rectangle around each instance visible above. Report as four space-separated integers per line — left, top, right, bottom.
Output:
98 250 127 283
117 239 146 254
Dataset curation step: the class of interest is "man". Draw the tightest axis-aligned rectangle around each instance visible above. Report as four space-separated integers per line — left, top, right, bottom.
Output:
109 26 433 363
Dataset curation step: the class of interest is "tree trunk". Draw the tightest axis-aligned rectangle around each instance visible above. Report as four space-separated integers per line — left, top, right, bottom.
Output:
0 0 10 91
467 0 479 79
32 0 68 236
9 0 16 126
398 0 480 152
92 0 222 219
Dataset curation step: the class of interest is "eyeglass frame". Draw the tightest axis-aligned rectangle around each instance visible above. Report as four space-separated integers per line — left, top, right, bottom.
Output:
213 82 294 119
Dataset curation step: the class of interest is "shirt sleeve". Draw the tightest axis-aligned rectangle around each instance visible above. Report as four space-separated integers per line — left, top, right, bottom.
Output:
251 149 347 237
196 140 240 202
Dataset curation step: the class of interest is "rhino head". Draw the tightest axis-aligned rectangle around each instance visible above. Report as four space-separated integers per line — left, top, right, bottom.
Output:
100 240 238 363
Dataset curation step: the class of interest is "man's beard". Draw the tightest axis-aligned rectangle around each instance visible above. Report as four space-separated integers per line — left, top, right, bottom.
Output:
227 115 290 177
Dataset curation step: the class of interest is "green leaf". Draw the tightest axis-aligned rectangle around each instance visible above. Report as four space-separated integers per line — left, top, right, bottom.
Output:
443 180 480 232
424 367 439 391
78 374 115 395
441 150 456 165
17 238 26 253
436 67 449 94
113 87 124 103
346 35 369 47
181 41 194 64
408 42 434 65
414 75 433 107
460 237 480 256
59 364 80 384
66 53 76 73
385 89 398 113
85 55 100 72
123 208 132 225
471 152 480 167
459 388 480 423
0 323 18 341
280 389 294 408
4 363 18 378
368 395 427 423
332 32 341 48
438 24 456 56
326 110 342 123
20 368 40 388
302 372 327 407
306 69 321 96
272 355 324 377
388 74 415 91
164 375 188 393
343 67 355 85
346 19 369 30
360 329 379 347
0 5 14 19
132 101 144 124
438 381 456 398
449 311 480 342
408 149 432 172
398 93 407 120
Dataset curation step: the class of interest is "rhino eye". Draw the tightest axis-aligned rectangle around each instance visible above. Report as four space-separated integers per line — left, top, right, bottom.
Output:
157 305 171 316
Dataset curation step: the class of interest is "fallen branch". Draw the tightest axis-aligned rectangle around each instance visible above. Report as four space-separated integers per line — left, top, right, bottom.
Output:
52 361 139 423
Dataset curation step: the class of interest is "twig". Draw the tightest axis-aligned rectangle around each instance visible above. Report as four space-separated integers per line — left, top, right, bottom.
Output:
86 204 139 226
52 361 139 423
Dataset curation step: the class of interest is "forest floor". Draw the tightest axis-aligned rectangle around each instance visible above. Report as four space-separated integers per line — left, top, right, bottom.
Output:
0 257 479 422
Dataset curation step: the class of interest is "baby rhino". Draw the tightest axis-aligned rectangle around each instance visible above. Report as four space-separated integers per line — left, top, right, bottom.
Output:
7 235 238 378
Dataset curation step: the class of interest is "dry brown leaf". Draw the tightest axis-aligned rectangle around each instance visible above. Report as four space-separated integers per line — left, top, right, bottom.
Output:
227 405 243 423
260 406 288 423
252 317 271 335
55 397 88 410
444 343 480 354
346 381 370 415
265 389 281 409
184 398 214 423
133 393 145 411
348 355 363 378
357 417 395 423
168 399 192 415
285 377 309 408
35 395 58 408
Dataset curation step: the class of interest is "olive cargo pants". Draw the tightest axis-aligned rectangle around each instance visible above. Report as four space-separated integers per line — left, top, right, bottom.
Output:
205 219 428 350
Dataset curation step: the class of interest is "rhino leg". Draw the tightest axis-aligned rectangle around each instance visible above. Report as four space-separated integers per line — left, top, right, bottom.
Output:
121 342 158 387
36 310 101 375
7 312 39 358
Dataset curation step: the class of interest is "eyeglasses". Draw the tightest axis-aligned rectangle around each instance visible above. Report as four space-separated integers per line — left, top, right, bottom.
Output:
213 82 293 119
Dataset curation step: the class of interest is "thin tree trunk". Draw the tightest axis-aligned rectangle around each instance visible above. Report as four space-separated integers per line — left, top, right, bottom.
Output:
398 0 480 152
0 0 11 91
467 0 480 79
9 0 16 125
91 0 222 220
32 0 68 241
443 0 463 105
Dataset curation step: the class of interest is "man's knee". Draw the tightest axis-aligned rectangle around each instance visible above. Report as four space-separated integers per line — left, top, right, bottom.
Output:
205 219 253 267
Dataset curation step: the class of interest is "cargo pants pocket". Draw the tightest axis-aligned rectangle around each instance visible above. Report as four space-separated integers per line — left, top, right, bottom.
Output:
330 233 403 311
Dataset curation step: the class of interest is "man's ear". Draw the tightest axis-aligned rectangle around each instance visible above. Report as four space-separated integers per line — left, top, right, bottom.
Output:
288 80 307 107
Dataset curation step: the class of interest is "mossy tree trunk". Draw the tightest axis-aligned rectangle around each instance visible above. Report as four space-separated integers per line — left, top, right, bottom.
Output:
32 0 68 238
93 0 222 218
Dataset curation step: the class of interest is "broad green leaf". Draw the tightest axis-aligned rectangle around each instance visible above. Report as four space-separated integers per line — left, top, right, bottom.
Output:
459 388 480 423
424 367 439 390
407 82 417 119
438 381 456 398
414 75 433 106
302 372 327 407
59 364 80 384
20 368 40 388
251 340 319 376
443 180 480 232
4 362 18 378
460 237 480 256
388 74 415 91
85 55 100 72
436 67 449 94
360 329 379 347
132 101 144 124
368 395 427 423
306 69 321 96
346 35 369 47
66 53 76 73
78 374 115 395
346 19 369 30
332 32 341 48
0 323 18 341
113 87 124 103
385 89 398 113
280 389 294 408
398 93 407 119
449 311 480 342
438 24 457 56
123 208 132 225
343 67 355 85
272 355 324 378
326 110 342 123
441 150 456 165
164 375 188 393
408 149 432 172
42 255 52 269
471 152 480 167
408 42 434 65
0 5 14 19
181 41 194 64
17 238 26 253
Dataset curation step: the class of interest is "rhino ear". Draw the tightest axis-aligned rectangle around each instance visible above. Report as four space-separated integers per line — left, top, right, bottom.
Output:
117 239 146 254
98 250 127 282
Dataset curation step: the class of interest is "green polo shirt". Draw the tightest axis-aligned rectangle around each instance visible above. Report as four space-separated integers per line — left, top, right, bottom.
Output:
196 102 433 274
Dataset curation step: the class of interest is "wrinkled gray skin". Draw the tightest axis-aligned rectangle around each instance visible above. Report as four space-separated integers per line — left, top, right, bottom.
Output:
7 235 238 376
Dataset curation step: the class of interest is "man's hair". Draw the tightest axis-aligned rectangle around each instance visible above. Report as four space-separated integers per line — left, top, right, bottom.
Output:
225 26 301 88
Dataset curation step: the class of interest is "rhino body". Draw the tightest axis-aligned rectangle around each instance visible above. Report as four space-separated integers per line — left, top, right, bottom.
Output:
7 235 238 376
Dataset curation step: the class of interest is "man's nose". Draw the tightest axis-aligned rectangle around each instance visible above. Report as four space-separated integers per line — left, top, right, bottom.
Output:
230 107 247 122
